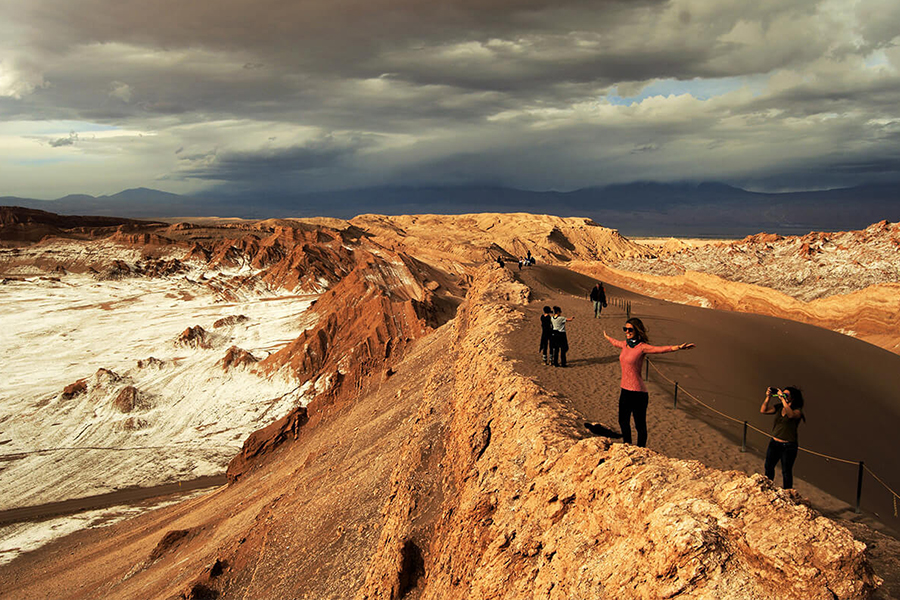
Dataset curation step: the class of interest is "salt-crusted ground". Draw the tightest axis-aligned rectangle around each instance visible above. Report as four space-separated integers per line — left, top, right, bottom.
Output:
0 267 317 562
617 221 900 302
0 489 208 566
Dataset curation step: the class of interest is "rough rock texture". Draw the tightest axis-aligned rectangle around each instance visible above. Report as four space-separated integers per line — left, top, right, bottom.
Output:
112 385 145 413
0 265 884 600
0 206 156 246
61 378 88 399
258 250 446 405
616 221 900 302
353 266 879 600
349 213 651 269
225 406 308 482
220 346 258 371
176 326 212 349
213 315 249 329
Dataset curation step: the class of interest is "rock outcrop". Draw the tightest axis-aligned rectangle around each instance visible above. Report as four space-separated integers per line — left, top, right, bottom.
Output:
349 213 651 268
220 346 258 371
0 263 883 600
258 250 444 406
616 221 900 303
354 266 879 600
225 406 308 482
176 326 212 349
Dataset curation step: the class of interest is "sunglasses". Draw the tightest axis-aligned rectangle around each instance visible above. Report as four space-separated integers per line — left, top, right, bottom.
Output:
623 327 635 332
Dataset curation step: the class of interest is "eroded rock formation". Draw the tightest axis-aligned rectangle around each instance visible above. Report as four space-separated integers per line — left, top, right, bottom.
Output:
0 262 884 599
355 266 879 600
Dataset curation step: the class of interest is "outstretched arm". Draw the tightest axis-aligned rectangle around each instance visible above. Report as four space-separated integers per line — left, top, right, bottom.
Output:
603 331 624 348
761 388 777 414
642 342 695 354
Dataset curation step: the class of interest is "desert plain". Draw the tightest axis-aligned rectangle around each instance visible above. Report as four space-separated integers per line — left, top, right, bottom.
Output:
0 207 899 599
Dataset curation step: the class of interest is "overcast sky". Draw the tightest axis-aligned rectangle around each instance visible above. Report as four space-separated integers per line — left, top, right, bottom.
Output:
2 0 900 199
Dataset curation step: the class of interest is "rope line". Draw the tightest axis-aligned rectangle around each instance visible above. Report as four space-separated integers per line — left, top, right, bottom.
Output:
643 350 899 503
864 466 900 517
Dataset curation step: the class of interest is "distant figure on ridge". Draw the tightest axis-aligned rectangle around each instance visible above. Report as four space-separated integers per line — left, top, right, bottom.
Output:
550 306 574 367
590 282 607 318
539 305 553 365
604 318 694 447
496 255 505 268
760 386 806 489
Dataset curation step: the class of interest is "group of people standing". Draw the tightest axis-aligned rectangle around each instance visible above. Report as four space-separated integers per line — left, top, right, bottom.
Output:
540 306 573 367
538 281 806 489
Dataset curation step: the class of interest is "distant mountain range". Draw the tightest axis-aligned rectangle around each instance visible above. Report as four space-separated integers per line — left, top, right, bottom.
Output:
2 182 899 236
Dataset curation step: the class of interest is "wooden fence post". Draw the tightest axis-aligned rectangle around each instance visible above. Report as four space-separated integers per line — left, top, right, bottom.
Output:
856 461 865 514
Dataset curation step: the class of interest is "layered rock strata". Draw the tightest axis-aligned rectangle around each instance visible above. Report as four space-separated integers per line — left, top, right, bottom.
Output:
0 265 882 599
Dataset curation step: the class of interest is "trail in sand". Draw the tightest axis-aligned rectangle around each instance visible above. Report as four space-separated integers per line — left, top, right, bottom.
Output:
505 264 900 536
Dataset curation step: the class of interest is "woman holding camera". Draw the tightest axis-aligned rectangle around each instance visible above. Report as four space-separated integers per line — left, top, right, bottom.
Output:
760 386 806 489
603 317 694 447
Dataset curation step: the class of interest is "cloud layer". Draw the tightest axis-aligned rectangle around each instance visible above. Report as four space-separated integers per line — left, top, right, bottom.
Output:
2 0 900 198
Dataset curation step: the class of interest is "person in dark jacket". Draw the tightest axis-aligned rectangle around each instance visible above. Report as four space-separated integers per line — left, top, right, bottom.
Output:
539 306 552 364
590 282 607 318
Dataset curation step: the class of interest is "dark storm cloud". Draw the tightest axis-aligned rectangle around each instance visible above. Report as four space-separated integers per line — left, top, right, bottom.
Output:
175 136 376 184
3 0 900 197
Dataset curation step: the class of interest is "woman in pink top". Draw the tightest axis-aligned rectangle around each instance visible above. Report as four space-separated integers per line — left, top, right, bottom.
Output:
603 317 694 447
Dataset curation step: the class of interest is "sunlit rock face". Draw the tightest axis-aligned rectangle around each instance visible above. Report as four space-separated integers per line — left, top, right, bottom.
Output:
0 208 889 597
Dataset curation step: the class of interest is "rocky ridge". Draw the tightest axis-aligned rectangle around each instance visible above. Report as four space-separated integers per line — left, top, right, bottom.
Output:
584 221 900 354
615 221 900 302
348 213 651 269
354 265 879 600
0 265 882 599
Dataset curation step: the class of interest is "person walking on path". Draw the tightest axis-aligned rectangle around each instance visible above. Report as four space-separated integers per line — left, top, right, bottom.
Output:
550 306 574 367
539 306 553 365
590 282 607 318
603 317 694 447
760 386 806 489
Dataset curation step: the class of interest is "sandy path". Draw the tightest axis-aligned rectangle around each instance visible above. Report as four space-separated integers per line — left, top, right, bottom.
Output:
503 263 900 537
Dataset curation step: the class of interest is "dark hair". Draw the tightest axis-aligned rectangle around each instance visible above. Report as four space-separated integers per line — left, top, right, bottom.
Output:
784 386 806 421
543 306 552 314
625 317 649 343
552 306 561 314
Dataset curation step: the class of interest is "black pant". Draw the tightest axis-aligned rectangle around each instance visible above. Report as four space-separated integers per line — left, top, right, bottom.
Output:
765 439 799 489
550 331 568 366
540 331 552 361
618 389 649 447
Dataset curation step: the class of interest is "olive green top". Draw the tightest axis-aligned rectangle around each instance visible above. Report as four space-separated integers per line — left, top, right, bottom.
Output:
771 402 802 443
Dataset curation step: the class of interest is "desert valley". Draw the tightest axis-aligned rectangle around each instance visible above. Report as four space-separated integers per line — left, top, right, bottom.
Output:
1 206 899 599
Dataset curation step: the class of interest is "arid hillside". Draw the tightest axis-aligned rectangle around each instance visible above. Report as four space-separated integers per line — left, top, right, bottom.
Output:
0 265 883 599
0 208 896 598
617 221 900 302
571 221 900 354
347 212 651 268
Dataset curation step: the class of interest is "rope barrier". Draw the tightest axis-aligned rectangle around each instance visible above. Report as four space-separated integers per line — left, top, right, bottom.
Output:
864 466 900 518
643 354 900 513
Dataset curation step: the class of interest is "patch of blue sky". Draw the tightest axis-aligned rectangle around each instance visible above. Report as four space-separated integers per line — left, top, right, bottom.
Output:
9 157 70 166
864 50 889 68
607 75 768 106
5 120 120 135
